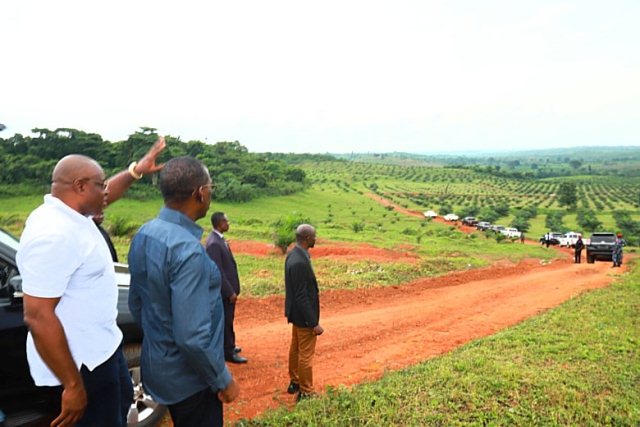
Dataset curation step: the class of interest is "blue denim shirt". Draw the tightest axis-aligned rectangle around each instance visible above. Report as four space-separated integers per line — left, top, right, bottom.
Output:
128 207 232 405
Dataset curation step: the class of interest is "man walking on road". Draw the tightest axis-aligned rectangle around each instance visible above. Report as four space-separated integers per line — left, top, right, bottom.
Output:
206 212 248 364
129 157 239 427
285 224 324 402
18 137 165 427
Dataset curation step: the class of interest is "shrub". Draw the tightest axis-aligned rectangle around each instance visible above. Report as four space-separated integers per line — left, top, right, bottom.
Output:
107 215 140 237
272 213 312 254
351 221 365 233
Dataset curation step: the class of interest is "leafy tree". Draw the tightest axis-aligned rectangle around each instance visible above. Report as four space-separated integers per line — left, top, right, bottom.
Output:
557 182 577 208
493 201 510 217
545 211 565 232
478 207 500 223
458 205 480 218
272 213 311 254
612 210 640 246
576 208 602 232
510 215 531 232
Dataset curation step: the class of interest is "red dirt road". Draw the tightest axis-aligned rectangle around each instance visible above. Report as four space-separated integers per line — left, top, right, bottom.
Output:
222 257 623 422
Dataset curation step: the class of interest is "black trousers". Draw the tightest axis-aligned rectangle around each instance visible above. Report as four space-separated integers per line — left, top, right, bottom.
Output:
223 299 237 359
42 344 132 427
575 250 582 263
169 387 223 427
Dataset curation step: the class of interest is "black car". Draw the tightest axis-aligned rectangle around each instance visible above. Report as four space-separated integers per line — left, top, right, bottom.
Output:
462 217 478 226
539 232 563 246
0 228 166 427
586 232 616 263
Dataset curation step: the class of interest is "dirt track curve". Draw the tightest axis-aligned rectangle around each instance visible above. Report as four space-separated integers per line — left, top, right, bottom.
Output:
221 257 623 422
160 194 625 424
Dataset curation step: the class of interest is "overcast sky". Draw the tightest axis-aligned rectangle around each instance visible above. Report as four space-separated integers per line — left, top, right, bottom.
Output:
2 1 639 153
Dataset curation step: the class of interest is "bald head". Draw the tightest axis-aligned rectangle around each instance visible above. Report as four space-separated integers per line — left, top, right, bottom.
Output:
52 155 103 184
295 224 317 249
50 154 106 216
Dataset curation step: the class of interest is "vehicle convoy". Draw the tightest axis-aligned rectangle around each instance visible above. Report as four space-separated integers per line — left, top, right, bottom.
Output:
0 228 167 427
586 232 616 263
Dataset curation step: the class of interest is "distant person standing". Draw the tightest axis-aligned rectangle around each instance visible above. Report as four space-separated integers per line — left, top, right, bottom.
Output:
545 232 551 248
206 212 247 364
574 235 585 264
520 232 525 244
285 224 324 402
612 233 626 267
128 157 239 426
92 213 118 262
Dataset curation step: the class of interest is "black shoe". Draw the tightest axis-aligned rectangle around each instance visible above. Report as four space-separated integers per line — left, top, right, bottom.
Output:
296 392 315 403
226 354 248 364
234 346 242 354
287 381 299 394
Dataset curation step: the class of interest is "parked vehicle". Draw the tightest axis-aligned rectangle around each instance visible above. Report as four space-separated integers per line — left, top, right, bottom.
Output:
476 221 491 231
500 227 522 239
558 232 582 248
423 210 438 218
462 216 478 226
539 232 564 245
0 228 167 427
490 225 505 233
586 232 616 263
443 213 459 221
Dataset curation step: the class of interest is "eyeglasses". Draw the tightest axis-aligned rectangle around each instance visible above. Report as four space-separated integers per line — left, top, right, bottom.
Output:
53 178 108 191
192 182 217 195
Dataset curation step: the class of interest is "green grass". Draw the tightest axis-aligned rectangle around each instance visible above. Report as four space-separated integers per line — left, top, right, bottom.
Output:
1 187 559 298
242 259 640 426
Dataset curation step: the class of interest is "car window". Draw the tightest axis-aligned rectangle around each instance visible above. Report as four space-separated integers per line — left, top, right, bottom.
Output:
0 229 19 251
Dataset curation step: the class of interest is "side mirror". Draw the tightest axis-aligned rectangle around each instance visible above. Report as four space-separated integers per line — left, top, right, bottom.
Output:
10 275 23 299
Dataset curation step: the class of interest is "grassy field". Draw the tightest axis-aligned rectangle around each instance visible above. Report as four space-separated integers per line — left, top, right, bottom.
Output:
242 259 640 426
0 185 558 298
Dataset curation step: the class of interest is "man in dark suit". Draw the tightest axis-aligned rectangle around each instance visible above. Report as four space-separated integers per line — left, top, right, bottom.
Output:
285 224 324 402
92 213 118 262
205 212 247 364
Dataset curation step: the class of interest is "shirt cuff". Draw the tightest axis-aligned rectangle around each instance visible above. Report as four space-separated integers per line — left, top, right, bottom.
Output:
213 367 233 392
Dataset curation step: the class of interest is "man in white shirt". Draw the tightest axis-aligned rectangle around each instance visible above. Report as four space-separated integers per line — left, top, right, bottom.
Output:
17 137 165 427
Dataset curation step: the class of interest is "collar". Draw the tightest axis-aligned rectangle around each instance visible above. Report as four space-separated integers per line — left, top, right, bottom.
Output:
44 194 93 223
158 207 203 240
213 229 224 239
295 243 311 259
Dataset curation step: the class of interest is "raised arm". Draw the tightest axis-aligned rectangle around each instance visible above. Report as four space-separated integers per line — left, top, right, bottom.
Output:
105 136 166 205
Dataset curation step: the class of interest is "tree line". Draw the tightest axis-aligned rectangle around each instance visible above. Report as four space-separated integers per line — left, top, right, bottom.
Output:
0 127 315 202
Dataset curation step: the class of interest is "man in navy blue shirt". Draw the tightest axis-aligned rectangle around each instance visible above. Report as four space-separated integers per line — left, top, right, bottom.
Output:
129 157 239 426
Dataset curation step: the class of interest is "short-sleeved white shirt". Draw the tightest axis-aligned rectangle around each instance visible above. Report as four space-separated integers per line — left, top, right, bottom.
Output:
16 195 122 386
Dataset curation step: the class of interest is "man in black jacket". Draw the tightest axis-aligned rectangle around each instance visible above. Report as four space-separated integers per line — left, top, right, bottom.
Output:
284 224 324 401
574 235 585 264
206 212 247 364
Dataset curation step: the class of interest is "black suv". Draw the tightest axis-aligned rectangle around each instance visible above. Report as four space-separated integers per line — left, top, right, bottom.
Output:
0 228 166 427
462 217 478 226
586 232 616 263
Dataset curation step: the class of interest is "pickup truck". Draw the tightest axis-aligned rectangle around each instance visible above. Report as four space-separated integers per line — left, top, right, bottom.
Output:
558 232 582 248
0 228 166 427
586 232 616 263
500 227 522 239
